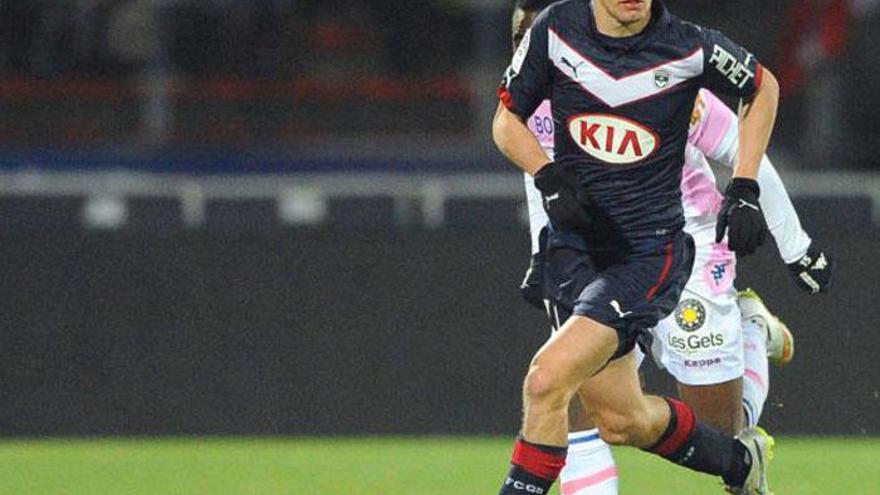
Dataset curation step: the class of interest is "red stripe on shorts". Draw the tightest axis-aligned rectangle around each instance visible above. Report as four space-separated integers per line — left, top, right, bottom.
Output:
645 242 674 300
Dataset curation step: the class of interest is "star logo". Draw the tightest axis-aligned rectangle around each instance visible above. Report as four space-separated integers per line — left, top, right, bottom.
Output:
675 299 706 332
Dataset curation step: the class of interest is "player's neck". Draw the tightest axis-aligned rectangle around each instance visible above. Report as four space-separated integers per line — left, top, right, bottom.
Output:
592 4 652 38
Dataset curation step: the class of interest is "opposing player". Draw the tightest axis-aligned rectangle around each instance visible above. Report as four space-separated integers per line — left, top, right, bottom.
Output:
493 0 782 494
511 2 833 493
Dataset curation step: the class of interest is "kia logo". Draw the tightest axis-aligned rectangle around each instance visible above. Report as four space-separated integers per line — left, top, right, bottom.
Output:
568 113 659 165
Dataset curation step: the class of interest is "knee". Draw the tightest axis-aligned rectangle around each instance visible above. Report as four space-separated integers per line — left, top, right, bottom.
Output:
595 412 648 446
523 365 571 407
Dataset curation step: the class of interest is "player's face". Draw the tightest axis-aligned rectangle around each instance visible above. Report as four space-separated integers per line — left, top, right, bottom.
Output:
595 0 652 26
512 8 539 52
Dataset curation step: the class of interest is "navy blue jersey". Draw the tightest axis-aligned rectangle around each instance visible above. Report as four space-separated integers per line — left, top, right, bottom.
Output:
499 0 763 249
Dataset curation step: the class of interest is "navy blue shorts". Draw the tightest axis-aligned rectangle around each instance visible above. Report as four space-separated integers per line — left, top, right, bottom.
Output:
541 230 695 360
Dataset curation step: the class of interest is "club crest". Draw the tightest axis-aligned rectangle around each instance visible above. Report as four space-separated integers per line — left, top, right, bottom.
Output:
654 69 670 88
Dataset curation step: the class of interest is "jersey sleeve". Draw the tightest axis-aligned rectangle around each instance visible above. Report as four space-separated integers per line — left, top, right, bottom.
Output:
756 157 812 263
688 89 738 164
697 27 763 100
498 10 553 120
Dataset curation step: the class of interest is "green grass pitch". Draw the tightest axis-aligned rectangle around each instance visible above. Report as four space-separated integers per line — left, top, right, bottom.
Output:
0 436 876 494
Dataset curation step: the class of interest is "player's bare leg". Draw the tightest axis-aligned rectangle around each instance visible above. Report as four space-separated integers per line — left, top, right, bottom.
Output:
497 315 617 495
521 315 619 445
499 315 766 495
566 393 590 433
577 350 671 448
678 379 745 435
556 292 790 493
560 352 664 494
575 347 766 492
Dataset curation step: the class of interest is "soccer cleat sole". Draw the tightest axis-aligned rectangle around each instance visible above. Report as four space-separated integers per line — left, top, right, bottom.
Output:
737 288 794 367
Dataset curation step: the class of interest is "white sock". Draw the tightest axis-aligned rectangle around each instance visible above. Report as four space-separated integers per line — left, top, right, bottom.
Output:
560 429 619 495
741 317 770 427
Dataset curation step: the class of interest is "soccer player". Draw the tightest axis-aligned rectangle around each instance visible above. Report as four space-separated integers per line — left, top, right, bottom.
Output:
511 2 834 494
492 1 782 494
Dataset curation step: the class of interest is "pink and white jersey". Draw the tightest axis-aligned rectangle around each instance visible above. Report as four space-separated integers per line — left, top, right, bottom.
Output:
679 144 736 297
527 100 555 156
524 89 811 298
523 100 556 253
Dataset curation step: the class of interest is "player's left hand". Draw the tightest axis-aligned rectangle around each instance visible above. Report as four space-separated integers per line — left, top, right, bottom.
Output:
715 177 769 256
788 243 833 294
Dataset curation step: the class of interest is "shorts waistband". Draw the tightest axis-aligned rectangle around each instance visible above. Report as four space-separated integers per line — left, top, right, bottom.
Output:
547 228 685 255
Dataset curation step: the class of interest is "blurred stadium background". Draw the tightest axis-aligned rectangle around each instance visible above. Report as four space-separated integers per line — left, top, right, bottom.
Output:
0 0 878 493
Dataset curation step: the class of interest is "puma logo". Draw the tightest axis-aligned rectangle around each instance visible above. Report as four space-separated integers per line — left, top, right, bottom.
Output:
610 300 633 318
561 57 584 78
737 199 760 211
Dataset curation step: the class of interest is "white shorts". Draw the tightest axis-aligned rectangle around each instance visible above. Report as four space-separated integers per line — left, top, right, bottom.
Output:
647 286 744 386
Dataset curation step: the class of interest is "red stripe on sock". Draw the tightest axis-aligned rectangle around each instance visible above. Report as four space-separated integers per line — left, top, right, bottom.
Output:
651 398 696 457
512 438 567 480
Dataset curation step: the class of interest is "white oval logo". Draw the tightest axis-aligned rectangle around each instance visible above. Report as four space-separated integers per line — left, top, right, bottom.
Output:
568 114 658 164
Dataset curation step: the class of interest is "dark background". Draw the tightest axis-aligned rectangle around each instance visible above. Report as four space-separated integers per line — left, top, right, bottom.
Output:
0 197 876 436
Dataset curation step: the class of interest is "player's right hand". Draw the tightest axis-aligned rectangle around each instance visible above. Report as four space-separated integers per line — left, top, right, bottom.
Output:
788 243 833 294
533 161 592 233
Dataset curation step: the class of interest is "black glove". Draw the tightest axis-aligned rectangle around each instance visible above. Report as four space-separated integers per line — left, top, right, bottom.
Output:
533 162 592 233
788 243 833 294
715 178 769 256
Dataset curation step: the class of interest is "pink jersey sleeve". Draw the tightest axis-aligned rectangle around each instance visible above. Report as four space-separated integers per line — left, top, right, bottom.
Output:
527 100 555 153
687 89 737 164
524 100 553 254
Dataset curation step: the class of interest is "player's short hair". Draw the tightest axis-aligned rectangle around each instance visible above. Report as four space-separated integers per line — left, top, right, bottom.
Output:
515 0 556 12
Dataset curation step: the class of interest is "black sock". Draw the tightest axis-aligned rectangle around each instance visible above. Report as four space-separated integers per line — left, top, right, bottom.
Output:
645 397 752 487
498 437 566 495
687 422 753 487
499 464 555 495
